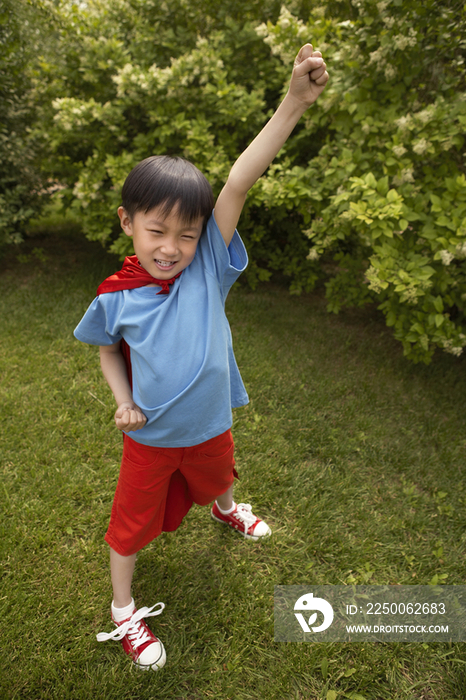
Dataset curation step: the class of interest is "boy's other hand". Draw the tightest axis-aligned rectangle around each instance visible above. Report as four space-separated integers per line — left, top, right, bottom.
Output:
289 43 329 108
115 401 147 432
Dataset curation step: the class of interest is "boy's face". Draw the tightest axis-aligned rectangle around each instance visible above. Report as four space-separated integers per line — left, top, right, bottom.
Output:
118 204 204 280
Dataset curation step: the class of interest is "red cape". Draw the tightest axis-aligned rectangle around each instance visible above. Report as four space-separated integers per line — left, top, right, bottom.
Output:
97 255 182 296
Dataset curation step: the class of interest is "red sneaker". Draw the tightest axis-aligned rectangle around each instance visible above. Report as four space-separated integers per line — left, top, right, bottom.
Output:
211 502 271 540
96 603 166 670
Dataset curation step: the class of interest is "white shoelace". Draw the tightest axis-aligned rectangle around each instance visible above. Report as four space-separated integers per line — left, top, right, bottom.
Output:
96 602 165 648
233 503 257 533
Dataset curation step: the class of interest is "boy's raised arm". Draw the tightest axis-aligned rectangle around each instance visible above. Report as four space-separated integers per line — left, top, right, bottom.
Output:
214 44 328 247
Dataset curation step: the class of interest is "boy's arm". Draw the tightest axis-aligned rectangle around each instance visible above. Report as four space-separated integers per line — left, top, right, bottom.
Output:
214 43 328 246
99 342 147 432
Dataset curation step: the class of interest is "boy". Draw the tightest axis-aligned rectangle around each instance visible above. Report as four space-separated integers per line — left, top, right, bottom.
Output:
74 44 328 670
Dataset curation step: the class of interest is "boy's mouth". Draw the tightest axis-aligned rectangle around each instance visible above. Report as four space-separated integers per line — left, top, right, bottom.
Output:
155 259 176 269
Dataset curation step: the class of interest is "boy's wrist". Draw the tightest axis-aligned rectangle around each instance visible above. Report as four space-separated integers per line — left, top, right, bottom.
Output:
282 89 315 115
117 399 136 409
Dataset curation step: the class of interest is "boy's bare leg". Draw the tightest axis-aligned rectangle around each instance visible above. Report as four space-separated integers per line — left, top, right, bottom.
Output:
110 548 137 608
215 484 234 511
99 547 166 670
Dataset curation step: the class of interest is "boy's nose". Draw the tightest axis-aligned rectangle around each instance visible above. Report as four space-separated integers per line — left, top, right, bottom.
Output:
160 238 178 255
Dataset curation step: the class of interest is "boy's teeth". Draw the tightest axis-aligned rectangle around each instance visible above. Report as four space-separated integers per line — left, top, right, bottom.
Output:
157 260 173 266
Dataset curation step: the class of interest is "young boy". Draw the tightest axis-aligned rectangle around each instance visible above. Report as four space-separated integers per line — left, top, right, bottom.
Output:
74 44 328 670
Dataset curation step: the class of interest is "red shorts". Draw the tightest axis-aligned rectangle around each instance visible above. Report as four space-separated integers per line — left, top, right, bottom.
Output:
105 430 237 556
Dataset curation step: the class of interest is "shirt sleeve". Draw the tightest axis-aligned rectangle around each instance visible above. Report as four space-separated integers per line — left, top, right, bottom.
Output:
197 211 248 293
73 293 123 346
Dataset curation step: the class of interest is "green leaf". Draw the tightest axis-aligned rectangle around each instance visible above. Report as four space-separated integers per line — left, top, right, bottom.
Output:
344 668 357 677
376 176 389 196
321 656 329 679
365 172 377 188
437 215 453 228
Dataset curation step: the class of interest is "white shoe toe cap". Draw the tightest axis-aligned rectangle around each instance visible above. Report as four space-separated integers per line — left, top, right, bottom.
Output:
252 521 272 538
137 641 166 670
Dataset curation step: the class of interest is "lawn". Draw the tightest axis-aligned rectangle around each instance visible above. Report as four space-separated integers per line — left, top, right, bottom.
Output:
1 229 465 699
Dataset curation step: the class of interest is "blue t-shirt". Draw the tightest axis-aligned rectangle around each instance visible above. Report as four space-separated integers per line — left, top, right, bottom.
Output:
74 213 249 447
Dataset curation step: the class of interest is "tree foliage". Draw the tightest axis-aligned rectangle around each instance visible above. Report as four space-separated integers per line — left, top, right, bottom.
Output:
0 0 53 247
294 0 466 362
9 0 466 362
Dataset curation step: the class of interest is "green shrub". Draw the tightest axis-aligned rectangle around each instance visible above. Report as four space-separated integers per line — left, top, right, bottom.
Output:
259 1 466 362
0 0 47 249
42 0 466 362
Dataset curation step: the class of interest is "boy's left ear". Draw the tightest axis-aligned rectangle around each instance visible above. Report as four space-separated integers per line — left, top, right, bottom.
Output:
118 206 133 237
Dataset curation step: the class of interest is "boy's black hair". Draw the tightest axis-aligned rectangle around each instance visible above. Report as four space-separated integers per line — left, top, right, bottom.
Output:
121 155 214 224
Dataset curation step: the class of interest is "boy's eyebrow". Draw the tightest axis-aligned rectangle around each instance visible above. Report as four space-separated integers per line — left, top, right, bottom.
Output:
146 218 203 232
145 218 167 226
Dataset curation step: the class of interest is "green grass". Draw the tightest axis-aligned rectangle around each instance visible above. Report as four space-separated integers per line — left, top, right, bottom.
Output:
1 230 466 699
